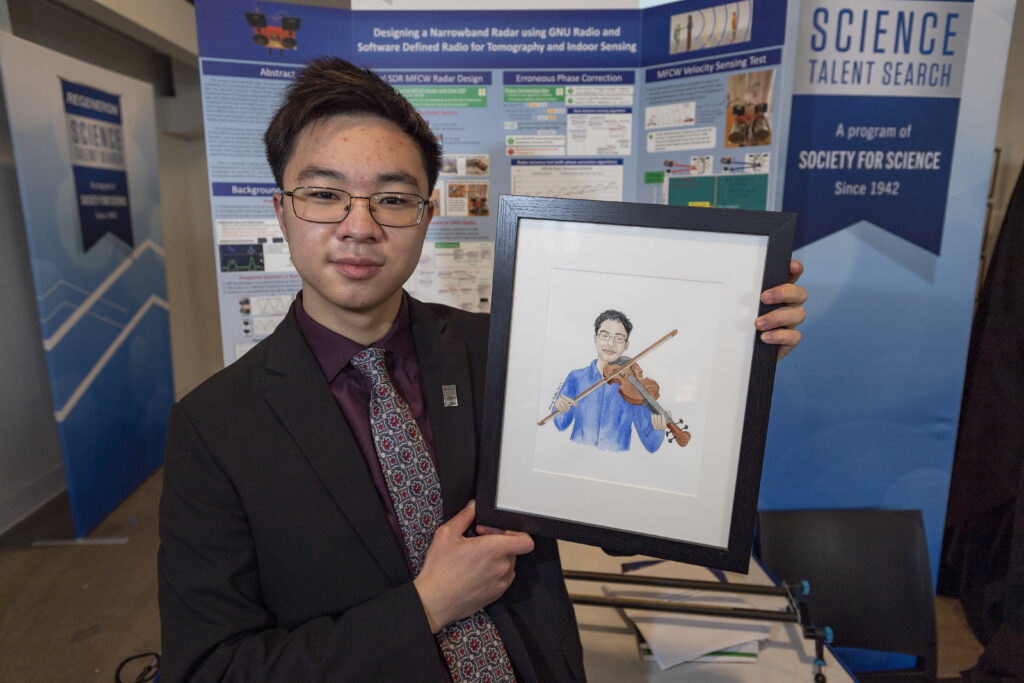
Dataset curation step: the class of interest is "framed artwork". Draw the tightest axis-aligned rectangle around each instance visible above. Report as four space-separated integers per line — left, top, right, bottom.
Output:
476 195 795 572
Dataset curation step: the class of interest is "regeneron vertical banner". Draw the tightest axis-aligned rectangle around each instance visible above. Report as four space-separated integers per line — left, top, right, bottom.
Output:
0 34 172 537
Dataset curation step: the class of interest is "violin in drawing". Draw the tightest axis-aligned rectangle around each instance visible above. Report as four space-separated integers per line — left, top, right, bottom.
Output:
603 358 691 447
538 328 691 448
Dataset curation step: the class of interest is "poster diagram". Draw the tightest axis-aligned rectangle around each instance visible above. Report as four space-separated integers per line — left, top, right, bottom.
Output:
405 241 493 313
666 173 768 210
567 108 632 156
219 243 264 272
511 160 624 201
645 101 696 130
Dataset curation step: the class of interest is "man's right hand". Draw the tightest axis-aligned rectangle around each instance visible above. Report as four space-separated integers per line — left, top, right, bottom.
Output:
553 395 577 414
413 501 534 632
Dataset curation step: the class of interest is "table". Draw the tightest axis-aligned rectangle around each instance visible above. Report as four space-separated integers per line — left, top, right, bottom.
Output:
559 541 855 682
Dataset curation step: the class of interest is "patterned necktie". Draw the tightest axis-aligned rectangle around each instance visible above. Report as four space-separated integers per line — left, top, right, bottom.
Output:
350 348 516 682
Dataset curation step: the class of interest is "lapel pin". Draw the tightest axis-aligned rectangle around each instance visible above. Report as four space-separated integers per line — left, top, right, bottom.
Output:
442 384 458 408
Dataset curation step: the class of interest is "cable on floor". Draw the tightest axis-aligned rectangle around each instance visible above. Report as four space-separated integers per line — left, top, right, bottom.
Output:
114 651 159 682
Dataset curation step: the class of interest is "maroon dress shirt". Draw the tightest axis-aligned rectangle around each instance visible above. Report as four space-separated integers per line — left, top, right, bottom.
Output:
294 292 438 554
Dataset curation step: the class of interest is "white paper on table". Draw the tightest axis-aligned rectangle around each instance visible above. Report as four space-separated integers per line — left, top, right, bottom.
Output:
601 563 774 670
641 637 761 664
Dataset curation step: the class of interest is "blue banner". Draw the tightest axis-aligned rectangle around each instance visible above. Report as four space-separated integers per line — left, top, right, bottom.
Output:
62 79 133 251
783 94 958 252
1 34 172 537
781 0 971 253
762 0 1018 594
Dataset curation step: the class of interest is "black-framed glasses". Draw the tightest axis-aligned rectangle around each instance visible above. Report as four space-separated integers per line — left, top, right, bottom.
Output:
281 186 427 227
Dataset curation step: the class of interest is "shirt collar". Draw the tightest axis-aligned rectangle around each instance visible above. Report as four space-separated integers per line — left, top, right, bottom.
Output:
295 291 417 382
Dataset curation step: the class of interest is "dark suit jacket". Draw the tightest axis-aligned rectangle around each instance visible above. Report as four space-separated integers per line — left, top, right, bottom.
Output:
158 298 586 682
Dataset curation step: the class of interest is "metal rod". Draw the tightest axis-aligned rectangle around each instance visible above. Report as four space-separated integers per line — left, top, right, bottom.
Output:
568 593 798 623
563 569 790 597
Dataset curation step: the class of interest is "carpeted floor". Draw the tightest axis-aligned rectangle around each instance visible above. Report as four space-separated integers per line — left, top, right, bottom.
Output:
0 473 161 683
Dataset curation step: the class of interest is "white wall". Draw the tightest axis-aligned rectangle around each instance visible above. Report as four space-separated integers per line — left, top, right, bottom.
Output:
156 58 222 398
57 0 198 64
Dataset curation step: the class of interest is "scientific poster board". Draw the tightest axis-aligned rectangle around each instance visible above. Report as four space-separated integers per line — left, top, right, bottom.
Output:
193 0 799 362
0 33 172 537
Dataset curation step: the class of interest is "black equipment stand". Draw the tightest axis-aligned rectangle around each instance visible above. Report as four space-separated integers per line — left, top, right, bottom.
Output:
564 569 834 682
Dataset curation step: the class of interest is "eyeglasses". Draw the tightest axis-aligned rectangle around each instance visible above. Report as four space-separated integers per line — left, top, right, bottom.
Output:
281 186 427 227
596 331 627 344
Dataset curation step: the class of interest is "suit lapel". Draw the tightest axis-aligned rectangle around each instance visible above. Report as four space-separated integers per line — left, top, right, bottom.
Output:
410 300 478 520
262 312 409 585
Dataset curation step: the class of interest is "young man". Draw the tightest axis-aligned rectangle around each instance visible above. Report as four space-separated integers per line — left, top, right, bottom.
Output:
553 310 668 454
158 57 807 682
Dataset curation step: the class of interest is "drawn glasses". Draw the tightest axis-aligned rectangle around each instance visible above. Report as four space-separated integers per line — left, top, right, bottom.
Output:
596 331 628 345
281 186 427 227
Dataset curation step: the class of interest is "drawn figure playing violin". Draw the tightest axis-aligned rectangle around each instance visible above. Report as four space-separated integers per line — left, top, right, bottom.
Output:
551 309 689 453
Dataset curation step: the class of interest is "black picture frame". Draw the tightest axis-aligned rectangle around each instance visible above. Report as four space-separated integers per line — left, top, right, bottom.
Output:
476 195 796 572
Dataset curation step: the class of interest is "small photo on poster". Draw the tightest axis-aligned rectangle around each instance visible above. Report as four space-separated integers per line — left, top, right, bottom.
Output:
447 182 467 215
465 155 490 175
468 182 490 216
690 155 714 176
669 1 752 55
446 180 489 216
243 11 302 53
219 243 264 272
745 152 770 173
725 69 775 148
440 153 491 176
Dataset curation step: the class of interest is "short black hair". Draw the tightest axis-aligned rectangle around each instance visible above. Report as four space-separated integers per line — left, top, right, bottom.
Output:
264 56 441 192
594 310 632 338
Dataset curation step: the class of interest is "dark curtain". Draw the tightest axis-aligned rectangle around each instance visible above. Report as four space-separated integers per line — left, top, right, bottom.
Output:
940 162 1024 681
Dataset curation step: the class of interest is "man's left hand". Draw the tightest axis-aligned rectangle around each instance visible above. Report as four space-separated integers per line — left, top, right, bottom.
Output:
755 259 807 361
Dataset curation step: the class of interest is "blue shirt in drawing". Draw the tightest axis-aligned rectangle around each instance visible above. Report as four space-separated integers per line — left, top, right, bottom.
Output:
553 360 665 453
